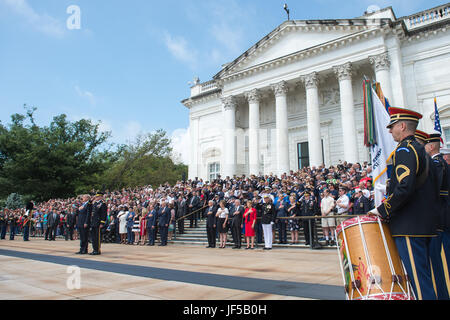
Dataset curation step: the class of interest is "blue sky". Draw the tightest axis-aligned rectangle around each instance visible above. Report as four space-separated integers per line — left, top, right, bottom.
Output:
0 0 445 163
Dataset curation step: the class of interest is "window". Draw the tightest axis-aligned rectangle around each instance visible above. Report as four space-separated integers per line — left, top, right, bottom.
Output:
297 140 324 169
444 127 450 148
208 162 220 181
297 142 310 169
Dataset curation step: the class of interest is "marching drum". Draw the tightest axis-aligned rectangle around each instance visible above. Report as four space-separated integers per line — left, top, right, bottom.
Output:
335 215 415 300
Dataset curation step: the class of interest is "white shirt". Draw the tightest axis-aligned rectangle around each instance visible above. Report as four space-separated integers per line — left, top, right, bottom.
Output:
337 195 349 214
321 196 335 216
217 207 229 219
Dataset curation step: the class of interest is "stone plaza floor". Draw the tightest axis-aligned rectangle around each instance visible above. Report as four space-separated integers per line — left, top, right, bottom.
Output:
0 238 344 300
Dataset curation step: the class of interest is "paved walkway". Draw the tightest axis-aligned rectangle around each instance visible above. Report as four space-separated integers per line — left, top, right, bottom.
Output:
0 239 344 300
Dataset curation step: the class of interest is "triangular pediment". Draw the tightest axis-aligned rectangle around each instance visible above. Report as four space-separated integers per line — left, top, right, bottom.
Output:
214 18 391 80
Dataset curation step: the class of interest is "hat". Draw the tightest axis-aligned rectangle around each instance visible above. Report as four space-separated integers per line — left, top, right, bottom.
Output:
427 133 442 144
440 148 450 155
386 107 422 129
414 130 429 144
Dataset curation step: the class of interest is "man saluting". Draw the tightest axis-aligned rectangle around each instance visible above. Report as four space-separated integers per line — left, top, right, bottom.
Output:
89 192 107 255
369 107 439 300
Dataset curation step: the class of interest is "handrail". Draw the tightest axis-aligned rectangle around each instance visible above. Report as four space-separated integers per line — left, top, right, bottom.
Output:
175 205 208 223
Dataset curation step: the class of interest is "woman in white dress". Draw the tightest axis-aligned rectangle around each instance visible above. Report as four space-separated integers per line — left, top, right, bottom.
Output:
117 207 128 244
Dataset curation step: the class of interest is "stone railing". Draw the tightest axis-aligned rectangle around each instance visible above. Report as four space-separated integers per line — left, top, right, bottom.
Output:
403 4 450 31
190 80 219 97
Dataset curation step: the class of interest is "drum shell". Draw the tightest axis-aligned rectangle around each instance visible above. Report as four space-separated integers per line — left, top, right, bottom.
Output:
336 217 410 300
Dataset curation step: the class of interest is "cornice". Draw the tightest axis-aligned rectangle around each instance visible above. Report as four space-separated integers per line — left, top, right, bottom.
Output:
215 24 392 85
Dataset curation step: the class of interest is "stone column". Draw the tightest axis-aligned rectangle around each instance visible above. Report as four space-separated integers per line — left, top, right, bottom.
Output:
221 96 237 178
302 72 323 168
334 62 359 164
188 115 199 180
272 81 290 176
369 52 394 105
245 89 261 176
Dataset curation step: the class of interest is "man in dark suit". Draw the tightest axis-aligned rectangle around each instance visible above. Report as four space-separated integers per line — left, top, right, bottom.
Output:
65 207 76 241
46 208 59 241
146 204 157 246
205 200 217 248
230 199 244 249
188 191 200 228
76 195 91 254
158 200 171 246
176 195 187 234
90 192 107 255
353 189 371 215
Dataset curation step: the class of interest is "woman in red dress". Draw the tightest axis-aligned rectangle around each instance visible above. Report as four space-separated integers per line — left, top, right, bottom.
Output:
244 200 257 249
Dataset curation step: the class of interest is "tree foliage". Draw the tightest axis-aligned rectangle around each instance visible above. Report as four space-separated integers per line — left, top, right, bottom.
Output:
0 106 113 201
101 129 187 190
0 107 187 202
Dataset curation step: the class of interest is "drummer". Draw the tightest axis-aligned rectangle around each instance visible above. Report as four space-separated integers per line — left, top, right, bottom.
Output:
368 107 439 300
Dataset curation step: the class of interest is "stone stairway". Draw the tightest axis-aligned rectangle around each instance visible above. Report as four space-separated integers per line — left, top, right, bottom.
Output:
170 218 336 249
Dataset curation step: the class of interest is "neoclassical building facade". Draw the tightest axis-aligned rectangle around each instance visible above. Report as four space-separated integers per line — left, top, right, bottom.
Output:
182 5 450 181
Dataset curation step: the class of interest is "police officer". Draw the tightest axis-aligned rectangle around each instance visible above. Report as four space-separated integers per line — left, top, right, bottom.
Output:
425 133 450 299
89 192 107 255
369 107 439 300
261 195 275 250
76 194 91 254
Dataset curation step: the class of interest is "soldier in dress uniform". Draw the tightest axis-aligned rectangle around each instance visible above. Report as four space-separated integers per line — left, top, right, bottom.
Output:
0 210 6 240
425 133 450 300
299 191 317 246
369 107 439 300
261 195 275 250
89 192 107 255
23 201 34 241
414 130 429 145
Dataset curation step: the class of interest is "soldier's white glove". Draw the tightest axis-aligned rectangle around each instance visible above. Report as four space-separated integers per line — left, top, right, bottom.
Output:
368 208 381 217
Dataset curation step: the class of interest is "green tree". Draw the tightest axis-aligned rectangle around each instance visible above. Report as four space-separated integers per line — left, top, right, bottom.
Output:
5 193 24 210
101 129 187 189
0 106 113 201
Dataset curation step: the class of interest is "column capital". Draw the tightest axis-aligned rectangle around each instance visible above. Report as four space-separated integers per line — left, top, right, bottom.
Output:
244 88 261 103
369 52 391 72
301 72 319 89
221 95 237 111
271 81 289 97
333 62 353 81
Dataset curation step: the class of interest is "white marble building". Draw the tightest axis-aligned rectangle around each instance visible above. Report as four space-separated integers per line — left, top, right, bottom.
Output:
182 4 450 181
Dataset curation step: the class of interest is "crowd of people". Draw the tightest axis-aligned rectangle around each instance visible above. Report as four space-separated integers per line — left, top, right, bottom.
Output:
0 161 377 249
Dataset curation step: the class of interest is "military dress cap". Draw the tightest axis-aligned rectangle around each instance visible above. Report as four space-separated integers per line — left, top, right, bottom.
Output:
386 107 423 128
440 148 450 155
414 130 429 144
426 133 442 144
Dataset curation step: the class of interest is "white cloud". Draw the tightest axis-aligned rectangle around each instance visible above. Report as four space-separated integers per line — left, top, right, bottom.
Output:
170 128 190 165
1 0 65 37
163 31 199 70
74 85 96 106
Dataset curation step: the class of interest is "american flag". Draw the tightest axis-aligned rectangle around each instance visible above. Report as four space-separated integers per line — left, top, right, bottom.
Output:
434 97 444 145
